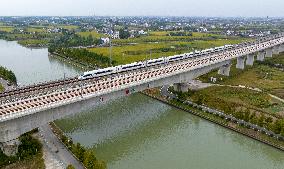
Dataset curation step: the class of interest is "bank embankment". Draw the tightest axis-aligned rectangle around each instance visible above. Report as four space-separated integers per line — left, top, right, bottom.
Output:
141 89 284 151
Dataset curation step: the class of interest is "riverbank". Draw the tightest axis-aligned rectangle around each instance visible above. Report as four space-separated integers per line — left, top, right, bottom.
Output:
39 124 84 169
141 90 284 151
49 52 98 71
49 122 106 169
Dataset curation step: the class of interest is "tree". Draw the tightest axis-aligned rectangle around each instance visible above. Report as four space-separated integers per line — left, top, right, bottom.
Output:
83 150 97 169
119 29 130 39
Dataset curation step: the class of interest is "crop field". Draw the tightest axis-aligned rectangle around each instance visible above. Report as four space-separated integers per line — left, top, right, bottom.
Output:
26 27 46 33
0 26 15 32
77 31 108 38
89 37 248 65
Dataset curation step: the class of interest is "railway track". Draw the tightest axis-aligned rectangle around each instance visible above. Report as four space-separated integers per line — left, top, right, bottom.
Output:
0 34 283 103
0 36 284 118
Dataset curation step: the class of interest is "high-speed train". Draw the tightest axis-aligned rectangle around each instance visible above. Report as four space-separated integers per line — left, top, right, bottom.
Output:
78 44 236 80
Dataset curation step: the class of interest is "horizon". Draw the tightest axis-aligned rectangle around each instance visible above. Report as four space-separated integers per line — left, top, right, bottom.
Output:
1 0 284 17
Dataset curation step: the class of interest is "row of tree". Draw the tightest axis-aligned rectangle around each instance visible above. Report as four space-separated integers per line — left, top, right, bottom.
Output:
173 89 284 137
61 134 106 169
233 110 284 136
0 66 17 84
52 48 115 67
168 31 193 36
49 31 101 49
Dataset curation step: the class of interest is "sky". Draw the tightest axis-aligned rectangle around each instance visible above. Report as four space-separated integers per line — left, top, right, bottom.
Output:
0 0 283 17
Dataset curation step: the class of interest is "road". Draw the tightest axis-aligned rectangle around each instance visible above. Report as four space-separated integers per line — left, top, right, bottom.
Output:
39 124 84 169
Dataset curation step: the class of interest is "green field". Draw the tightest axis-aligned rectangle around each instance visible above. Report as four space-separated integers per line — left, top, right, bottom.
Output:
18 39 49 46
57 25 79 30
0 26 15 33
25 27 46 33
89 38 247 65
77 31 107 38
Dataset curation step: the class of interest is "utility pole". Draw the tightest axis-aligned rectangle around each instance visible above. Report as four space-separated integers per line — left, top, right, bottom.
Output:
109 19 113 66
109 38 112 66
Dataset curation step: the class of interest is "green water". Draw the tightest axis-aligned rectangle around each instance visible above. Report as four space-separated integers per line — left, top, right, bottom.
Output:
56 94 284 169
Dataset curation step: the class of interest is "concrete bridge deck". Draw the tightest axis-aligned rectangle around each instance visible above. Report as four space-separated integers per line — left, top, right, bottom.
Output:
0 33 284 155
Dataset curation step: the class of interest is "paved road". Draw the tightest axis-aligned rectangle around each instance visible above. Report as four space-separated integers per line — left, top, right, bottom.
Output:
37 133 65 169
39 124 84 169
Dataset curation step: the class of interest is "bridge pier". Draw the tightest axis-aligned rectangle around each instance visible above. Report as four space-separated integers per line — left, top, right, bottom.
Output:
273 45 280 55
279 44 284 53
256 51 265 61
246 54 255 66
265 48 273 58
218 63 231 76
0 139 20 156
173 83 189 92
236 56 246 69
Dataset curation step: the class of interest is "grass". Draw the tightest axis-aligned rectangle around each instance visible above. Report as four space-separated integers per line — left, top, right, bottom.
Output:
199 53 284 98
77 31 108 38
3 151 45 169
0 84 4 92
0 26 15 33
18 39 49 46
188 86 277 113
25 27 46 33
58 25 79 30
89 38 247 65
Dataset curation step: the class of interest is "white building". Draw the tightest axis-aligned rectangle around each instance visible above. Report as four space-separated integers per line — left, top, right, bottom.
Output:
112 31 120 39
138 30 147 35
101 37 110 44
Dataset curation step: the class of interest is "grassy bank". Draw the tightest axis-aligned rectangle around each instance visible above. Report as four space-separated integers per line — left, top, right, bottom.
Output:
50 122 106 169
0 66 17 84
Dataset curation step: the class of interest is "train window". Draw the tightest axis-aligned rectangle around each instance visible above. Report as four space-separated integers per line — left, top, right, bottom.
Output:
95 69 113 75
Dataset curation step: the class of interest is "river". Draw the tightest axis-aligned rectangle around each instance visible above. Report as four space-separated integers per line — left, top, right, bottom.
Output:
0 39 283 169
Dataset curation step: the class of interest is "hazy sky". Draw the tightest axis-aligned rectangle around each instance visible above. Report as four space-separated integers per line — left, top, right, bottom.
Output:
0 0 283 17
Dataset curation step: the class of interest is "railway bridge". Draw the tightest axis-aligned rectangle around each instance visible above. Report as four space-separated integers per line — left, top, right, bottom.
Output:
1 33 284 155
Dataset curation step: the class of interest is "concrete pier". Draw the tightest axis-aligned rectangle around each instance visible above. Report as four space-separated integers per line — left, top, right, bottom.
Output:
236 56 245 69
218 63 231 76
246 54 255 66
265 48 273 58
256 52 265 61
173 83 189 92
279 44 284 53
273 45 280 55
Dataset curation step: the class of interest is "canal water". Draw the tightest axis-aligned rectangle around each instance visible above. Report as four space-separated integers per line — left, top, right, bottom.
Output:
0 40 81 86
1 39 283 169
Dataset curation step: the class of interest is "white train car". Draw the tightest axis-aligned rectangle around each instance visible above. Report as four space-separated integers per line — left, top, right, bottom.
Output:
214 46 225 52
201 48 214 56
78 67 117 80
146 58 165 67
166 54 184 63
194 50 202 57
184 52 194 59
116 61 145 73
